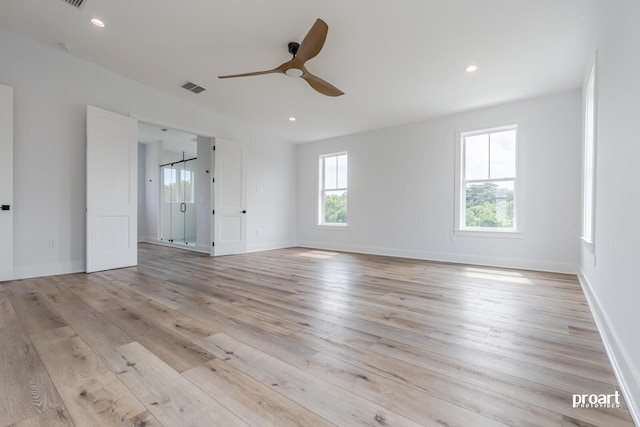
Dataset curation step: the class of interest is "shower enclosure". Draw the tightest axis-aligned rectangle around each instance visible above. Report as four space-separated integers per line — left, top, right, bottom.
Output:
160 153 197 245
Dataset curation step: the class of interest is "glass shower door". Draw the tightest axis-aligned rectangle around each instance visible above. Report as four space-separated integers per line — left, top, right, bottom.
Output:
181 159 196 245
160 164 177 242
160 156 197 246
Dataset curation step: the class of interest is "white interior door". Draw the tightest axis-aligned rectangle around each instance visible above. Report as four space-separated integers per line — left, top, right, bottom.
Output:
213 138 246 256
0 84 14 281
86 105 138 272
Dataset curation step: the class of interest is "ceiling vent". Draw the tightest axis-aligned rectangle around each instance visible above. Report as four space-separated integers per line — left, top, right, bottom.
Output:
181 81 206 94
62 0 87 8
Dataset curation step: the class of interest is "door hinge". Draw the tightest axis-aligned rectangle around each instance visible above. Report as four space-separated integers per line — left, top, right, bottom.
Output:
213 146 216 151
212 210 215 215
212 242 215 247
212 177 215 183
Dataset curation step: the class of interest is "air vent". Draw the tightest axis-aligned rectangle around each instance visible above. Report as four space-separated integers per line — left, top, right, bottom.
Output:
181 81 206 94
62 0 87 8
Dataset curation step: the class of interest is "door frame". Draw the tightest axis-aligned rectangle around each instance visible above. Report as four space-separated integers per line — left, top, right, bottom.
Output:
133 115 218 255
0 84 14 281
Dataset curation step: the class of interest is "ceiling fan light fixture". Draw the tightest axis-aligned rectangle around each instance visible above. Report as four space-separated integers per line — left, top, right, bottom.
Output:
285 68 304 78
90 18 105 28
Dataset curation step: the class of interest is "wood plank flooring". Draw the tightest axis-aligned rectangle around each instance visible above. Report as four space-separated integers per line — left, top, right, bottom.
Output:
0 243 635 426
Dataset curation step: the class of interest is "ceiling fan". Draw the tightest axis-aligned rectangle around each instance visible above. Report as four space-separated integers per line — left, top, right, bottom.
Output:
218 19 344 97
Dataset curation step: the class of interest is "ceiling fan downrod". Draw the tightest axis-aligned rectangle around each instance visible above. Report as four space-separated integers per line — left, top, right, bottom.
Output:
288 42 300 58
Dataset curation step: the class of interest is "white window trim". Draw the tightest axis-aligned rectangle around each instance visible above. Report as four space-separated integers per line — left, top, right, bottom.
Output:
318 151 349 227
454 229 524 239
454 124 521 236
315 224 352 231
581 53 597 253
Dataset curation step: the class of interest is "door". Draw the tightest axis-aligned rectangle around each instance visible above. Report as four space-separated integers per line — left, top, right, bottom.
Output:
213 138 246 256
160 163 177 242
0 84 13 281
86 105 138 272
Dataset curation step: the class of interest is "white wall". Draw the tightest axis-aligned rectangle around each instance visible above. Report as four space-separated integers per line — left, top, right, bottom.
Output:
245 137 298 253
137 144 146 242
195 136 213 249
0 27 296 279
143 141 160 242
297 90 581 273
579 0 640 422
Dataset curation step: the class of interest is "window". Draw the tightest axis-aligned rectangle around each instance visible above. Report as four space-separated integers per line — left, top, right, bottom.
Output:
161 161 195 204
582 63 596 246
459 126 518 231
319 152 348 225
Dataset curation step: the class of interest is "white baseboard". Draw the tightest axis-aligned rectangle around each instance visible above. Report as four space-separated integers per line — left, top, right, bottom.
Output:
246 241 296 253
578 272 640 426
145 238 297 255
143 238 210 254
13 260 85 280
295 241 577 274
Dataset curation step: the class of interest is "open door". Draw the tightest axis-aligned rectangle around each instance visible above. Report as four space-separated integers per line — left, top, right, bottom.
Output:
86 105 138 272
212 138 246 256
0 84 13 281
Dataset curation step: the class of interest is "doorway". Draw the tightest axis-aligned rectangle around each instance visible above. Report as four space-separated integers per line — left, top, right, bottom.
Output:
138 122 211 253
86 108 247 272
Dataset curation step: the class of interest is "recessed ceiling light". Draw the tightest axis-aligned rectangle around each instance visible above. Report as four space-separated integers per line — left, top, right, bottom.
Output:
289 117 296 122
465 65 478 73
90 18 105 28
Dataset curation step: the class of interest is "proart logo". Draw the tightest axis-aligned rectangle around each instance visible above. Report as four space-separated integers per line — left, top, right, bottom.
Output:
572 391 621 409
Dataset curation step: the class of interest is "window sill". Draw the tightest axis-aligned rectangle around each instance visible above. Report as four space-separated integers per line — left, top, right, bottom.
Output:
317 224 351 231
454 229 523 239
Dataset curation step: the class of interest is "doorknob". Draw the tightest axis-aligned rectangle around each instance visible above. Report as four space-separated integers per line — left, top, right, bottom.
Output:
242 210 246 214
1 205 9 211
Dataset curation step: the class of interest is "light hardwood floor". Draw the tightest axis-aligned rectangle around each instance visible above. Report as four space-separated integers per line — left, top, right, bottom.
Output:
0 243 635 426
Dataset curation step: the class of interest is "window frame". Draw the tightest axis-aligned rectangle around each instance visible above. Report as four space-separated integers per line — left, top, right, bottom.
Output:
582 56 597 251
318 151 349 227
455 124 521 236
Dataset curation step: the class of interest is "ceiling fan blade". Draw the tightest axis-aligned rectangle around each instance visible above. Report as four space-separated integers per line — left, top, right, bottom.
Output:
218 65 286 79
301 71 344 97
295 19 329 64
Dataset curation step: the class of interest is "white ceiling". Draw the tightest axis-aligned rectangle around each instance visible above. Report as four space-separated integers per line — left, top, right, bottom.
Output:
138 121 197 157
0 0 595 143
